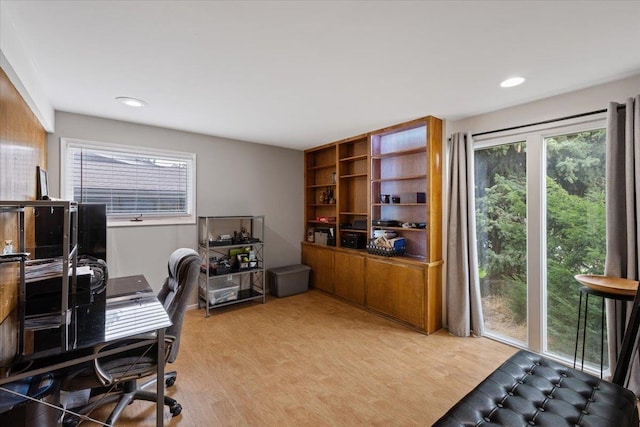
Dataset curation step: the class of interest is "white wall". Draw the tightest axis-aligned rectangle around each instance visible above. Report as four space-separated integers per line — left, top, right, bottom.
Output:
47 112 303 302
448 74 640 136
441 73 640 326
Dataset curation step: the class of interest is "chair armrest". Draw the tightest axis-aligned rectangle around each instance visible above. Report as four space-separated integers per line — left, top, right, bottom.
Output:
92 333 176 386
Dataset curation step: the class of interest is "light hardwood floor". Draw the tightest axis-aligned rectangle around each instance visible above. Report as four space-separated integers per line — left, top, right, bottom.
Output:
89 290 517 426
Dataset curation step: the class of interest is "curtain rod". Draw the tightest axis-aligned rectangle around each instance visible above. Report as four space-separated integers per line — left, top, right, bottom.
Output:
449 104 626 141
471 108 607 138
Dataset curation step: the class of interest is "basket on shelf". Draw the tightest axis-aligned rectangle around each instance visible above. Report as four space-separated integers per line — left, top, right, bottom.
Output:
366 236 405 257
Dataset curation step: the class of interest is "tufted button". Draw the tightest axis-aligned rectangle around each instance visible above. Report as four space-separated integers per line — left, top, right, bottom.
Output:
554 383 561 387
528 420 536 426
507 391 514 396
534 361 540 366
537 407 545 412
546 394 554 399
582 410 589 415
560 373 567 378
517 380 524 384
484 417 491 422
497 403 503 408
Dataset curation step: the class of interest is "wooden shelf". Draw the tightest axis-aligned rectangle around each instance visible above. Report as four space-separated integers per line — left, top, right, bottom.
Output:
370 225 426 232
373 203 426 207
303 115 443 335
308 204 337 207
306 183 337 188
341 173 368 179
371 174 426 183
371 147 424 159
307 163 336 171
339 228 368 234
340 154 368 162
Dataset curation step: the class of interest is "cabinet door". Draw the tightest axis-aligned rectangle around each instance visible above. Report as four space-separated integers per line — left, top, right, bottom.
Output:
334 251 365 305
392 264 425 328
302 245 334 293
365 258 425 329
365 258 393 315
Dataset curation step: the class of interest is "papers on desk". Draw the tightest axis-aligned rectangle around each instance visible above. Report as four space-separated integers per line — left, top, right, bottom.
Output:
25 258 64 282
24 258 91 282
105 297 172 341
24 309 71 331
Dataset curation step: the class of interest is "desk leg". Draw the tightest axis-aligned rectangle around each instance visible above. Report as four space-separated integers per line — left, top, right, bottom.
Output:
157 328 165 427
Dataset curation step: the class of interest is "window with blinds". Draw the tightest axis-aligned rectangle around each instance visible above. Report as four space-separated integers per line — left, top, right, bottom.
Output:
61 138 196 226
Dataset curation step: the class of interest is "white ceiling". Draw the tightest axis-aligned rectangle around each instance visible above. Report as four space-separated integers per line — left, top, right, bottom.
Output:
2 0 640 150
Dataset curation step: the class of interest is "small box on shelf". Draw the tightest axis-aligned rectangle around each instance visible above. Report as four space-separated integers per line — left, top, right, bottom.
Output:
341 232 366 249
313 227 335 246
367 237 406 257
199 283 239 305
399 192 426 204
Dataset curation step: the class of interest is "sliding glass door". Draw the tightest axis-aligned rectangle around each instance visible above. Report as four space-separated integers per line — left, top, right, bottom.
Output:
473 119 606 368
545 129 607 367
475 141 527 346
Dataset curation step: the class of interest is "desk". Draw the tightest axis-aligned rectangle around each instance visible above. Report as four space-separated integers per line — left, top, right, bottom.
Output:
0 275 171 427
107 274 154 301
575 274 639 297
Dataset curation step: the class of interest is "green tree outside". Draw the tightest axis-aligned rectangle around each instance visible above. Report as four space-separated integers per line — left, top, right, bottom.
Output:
475 129 606 366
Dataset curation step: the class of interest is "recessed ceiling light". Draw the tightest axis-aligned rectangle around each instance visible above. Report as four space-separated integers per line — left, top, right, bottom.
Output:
500 77 525 88
116 96 147 107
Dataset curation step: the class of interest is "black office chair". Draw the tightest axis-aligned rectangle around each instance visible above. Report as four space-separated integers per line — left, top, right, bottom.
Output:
61 248 200 426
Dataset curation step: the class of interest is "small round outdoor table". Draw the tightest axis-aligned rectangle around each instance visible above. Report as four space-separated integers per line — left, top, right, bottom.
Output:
573 274 639 378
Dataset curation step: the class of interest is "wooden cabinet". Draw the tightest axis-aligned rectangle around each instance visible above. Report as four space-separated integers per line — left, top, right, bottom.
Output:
301 115 443 334
365 258 425 329
301 243 334 293
365 257 394 315
334 250 365 305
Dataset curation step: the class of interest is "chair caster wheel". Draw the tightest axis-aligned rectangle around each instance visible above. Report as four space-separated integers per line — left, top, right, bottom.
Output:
166 376 176 387
170 402 182 417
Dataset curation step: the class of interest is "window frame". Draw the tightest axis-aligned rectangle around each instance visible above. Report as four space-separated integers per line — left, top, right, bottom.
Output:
472 112 606 362
60 137 197 227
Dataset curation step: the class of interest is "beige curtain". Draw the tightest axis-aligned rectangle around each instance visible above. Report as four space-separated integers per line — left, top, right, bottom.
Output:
446 132 484 337
605 95 640 391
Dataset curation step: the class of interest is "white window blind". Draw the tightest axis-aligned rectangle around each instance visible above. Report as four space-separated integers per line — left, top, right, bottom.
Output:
61 138 196 226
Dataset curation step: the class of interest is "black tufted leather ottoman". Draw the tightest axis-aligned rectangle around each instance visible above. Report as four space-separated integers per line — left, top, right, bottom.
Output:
433 349 639 427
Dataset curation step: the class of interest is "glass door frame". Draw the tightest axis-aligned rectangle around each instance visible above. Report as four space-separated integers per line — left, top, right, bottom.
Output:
472 113 606 357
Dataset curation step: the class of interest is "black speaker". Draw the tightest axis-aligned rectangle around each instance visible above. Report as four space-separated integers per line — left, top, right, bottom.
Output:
341 232 366 249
